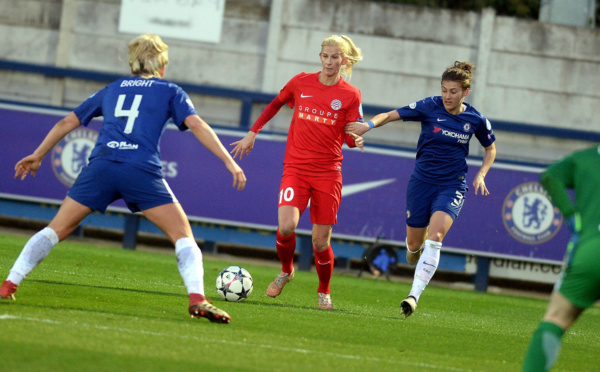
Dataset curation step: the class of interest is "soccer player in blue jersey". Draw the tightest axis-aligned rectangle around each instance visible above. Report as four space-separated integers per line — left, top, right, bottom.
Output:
346 61 496 317
0 34 246 324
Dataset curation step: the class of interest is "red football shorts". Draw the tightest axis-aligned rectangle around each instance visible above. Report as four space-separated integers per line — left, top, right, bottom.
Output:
278 172 342 225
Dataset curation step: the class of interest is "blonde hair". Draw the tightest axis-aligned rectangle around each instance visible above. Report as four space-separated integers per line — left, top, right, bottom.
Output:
321 35 363 80
128 34 169 77
441 61 476 90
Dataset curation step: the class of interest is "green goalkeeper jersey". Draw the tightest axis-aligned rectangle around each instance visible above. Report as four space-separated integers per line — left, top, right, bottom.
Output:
540 145 600 241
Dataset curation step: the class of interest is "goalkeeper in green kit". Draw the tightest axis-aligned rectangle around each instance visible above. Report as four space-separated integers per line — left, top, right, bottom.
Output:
523 145 600 371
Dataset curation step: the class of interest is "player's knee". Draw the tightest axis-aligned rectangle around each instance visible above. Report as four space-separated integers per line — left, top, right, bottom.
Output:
312 237 330 251
278 223 296 237
542 315 572 331
543 297 582 329
406 237 424 253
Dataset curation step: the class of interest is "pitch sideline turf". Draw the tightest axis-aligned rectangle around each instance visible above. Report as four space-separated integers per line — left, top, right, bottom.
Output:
1 232 598 372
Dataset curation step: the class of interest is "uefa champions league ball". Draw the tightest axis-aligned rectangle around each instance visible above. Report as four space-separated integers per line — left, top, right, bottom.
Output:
216 266 253 302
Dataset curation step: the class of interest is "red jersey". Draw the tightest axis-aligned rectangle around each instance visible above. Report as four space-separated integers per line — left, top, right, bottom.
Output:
251 72 363 177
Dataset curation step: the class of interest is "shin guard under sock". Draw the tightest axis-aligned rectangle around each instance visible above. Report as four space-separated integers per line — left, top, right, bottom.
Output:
276 229 296 273
314 245 334 294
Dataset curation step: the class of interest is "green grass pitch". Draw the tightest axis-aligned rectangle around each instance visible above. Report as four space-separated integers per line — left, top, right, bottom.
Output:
0 232 598 371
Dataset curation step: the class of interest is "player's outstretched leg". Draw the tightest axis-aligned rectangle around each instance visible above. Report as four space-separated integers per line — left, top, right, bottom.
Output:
318 292 334 310
0 280 17 300
400 296 417 318
188 293 231 324
403 239 441 318
2 227 59 301
266 270 294 297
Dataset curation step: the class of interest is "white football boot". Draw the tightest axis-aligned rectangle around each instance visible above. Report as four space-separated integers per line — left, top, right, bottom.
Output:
400 296 417 318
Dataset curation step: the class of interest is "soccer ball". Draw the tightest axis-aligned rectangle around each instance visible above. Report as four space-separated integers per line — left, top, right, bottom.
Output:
216 266 253 302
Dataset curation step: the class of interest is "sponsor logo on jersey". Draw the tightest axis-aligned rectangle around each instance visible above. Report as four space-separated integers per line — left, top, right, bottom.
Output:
330 99 342 110
300 93 312 98
433 126 469 144
502 182 563 244
107 141 139 150
51 127 98 187
297 105 338 125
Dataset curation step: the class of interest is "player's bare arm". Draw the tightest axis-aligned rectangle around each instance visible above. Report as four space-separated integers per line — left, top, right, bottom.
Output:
15 112 81 181
185 114 247 191
345 110 401 136
230 131 257 160
473 143 496 196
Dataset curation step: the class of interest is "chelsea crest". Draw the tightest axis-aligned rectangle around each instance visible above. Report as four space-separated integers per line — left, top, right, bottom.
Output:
502 182 562 244
51 127 98 187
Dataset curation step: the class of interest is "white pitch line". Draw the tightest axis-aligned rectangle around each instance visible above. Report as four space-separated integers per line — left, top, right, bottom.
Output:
0 314 480 371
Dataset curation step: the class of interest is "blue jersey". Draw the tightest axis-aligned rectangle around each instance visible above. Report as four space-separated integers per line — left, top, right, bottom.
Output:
397 96 495 185
73 76 197 175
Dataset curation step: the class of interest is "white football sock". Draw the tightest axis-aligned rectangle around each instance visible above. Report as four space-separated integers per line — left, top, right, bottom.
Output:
175 237 204 295
7 227 59 285
408 239 442 302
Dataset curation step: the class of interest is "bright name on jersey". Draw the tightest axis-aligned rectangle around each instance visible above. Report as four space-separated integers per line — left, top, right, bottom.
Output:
120 79 155 88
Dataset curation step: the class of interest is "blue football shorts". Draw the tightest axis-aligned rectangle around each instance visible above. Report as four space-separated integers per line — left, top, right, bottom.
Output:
405 175 467 228
67 159 178 213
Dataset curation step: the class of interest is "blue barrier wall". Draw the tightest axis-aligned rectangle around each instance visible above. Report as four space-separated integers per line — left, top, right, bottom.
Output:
0 101 572 265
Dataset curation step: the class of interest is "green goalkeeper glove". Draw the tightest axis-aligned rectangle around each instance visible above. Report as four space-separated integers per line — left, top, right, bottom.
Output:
565 212 581 264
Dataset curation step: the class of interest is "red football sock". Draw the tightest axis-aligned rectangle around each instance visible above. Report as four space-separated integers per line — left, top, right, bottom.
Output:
276 229 296 274
314 245 334 294
189 293 206 307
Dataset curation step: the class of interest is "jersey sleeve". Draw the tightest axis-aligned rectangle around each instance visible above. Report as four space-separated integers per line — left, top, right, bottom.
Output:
170 86 198 131
73 87 107 126
540 155 576 217
474 117 496 147
250 77 296 133
396 96 435 122
343 89 363 148
345 89 363 123
344 134 357 148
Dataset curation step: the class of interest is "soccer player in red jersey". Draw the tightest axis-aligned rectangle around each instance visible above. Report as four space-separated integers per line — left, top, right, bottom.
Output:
230 34 365 310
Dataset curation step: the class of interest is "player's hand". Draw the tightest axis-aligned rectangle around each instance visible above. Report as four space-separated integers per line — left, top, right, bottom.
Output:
14 154 43 181
566 213 581 234
473 172 489 196
226 161 247 191
348 132 365 153
345 121 370 136
230 132 257 160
